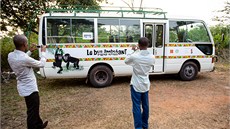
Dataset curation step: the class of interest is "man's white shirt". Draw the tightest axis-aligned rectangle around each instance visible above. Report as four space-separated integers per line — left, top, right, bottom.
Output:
8 50 46 96
125 50 155 93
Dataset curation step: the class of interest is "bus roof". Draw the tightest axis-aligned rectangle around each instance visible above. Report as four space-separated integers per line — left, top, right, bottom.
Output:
44 6 167 19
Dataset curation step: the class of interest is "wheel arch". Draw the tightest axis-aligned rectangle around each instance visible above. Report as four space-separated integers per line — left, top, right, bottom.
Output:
87 62 114 77
181 59 201 72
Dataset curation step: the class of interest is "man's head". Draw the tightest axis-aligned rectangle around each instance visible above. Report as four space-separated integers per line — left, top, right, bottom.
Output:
138 37 149 50
13 35 28 51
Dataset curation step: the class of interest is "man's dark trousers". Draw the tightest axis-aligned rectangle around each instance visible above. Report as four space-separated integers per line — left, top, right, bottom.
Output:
131 86 149 129
25 92 43 129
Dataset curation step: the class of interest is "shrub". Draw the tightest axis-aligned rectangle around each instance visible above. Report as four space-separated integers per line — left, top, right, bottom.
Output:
1 37 14 71
1 32 39 71
210 24 230 49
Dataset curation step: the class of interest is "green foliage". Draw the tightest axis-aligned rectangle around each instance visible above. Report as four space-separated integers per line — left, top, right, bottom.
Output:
1 0 106 35
210 24 230 49
212 1 230 24
169 31 177 42
188 26 210 42
1 37 14 71
28 33 39 60
56 0 104 9
1 0 48 34
1 33 39 71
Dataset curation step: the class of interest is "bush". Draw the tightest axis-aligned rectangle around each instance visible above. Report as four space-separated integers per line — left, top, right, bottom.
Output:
210 24 230 49
1 37 14 71
1 33 39 71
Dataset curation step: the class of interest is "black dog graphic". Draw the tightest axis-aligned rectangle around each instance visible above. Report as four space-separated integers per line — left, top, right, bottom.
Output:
63 53 80 70
53 47 63 74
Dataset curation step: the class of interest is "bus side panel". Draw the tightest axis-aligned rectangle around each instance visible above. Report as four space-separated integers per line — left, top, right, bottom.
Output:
41 44 135 79
43 61 133 78
163 44 213 74
197 58 214 72
43 61 90 78
113 65 133 77
164 58 214 74
164 59 184 74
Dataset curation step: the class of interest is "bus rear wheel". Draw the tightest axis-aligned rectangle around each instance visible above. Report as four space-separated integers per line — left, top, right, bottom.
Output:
179 61 198 81
89 65 113 88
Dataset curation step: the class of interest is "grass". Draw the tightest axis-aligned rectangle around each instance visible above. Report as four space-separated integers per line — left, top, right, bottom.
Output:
215 61 230 72
1 61 229 129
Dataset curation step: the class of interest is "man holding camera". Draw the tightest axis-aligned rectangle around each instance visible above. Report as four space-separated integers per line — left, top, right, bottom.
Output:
8 35 48 129
125 37 155 129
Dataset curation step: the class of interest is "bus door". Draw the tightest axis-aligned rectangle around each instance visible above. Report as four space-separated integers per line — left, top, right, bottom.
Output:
144 23 165 73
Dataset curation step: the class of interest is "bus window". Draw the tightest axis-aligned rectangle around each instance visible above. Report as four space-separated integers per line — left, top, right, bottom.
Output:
169 21 211 43
156 25 164 47
145 24 153 47
186 22 211 42
47 18 94 44
98 19 119 43
72 19 94 43
120 19 140 43
47 19 71 44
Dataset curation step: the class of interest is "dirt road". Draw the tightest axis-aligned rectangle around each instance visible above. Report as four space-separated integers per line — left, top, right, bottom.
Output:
1 63 229 129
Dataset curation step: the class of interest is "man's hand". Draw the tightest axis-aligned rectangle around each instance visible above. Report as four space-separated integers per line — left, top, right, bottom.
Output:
41 45 46 52
29 43 38 52
131 44 139 51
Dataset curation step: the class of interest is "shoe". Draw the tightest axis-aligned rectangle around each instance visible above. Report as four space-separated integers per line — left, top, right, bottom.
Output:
41 121 48 128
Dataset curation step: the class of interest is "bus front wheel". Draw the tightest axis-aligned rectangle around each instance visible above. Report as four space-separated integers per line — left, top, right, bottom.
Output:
179 61 198 81
89 65 113 88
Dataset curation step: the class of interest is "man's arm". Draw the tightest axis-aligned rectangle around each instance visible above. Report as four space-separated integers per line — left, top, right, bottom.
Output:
26 51 32 56
26 43 37 56
24 45 47 68
24 52 46 68
124 54 133 65
125 45 138 65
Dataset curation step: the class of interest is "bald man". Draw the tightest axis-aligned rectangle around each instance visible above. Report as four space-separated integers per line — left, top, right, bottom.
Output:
8 35 48 129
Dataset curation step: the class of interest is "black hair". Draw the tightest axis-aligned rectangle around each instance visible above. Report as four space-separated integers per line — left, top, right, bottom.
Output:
13 35 27 49
138 37 149 47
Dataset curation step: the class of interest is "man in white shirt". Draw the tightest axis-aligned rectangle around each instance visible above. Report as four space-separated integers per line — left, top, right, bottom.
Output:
8 35 48 129
125 37 155 129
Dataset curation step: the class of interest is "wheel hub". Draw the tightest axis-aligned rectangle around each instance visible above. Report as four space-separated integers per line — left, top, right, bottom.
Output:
95 71 108 83
185 66 195 77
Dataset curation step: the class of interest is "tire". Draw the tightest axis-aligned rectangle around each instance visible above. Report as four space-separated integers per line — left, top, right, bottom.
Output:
89 65 113 88
179 61 198 81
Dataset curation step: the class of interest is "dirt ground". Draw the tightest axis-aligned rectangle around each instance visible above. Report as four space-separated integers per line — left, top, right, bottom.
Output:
1 63 230 129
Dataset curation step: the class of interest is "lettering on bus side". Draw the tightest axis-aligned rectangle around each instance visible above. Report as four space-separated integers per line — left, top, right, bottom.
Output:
87 49 127 56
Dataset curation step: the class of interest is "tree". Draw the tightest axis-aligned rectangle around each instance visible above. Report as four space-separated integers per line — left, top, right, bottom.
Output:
121 0 144 10
1 0 48 34
210 25 230 49
56 0 103 8
1 0 106 35
212 1 230 24
211 1 230 49
0 36 14 70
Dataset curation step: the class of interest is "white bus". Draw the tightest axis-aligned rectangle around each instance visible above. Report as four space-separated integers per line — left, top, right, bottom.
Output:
38 7 216 87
